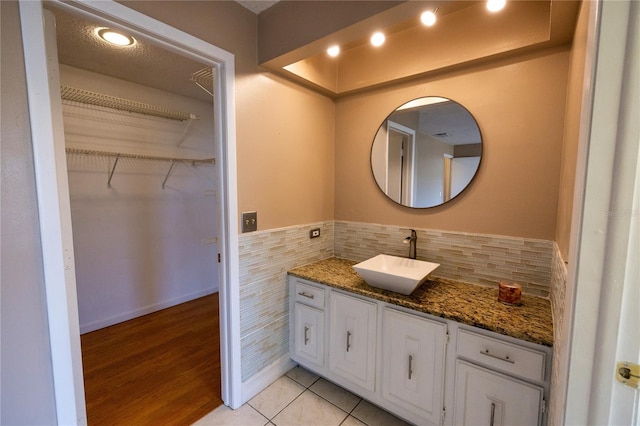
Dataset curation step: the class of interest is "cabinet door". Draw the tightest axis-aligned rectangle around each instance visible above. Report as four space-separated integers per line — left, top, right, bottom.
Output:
293 303 324 368
329 292 377 391
453 360 543 426
382 308 446 424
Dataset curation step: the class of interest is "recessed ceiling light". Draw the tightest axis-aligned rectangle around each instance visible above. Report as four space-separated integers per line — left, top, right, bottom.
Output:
327 45 340 57
420 10 437 27
97 28 135 47
486 0 506 13
371 32 385 47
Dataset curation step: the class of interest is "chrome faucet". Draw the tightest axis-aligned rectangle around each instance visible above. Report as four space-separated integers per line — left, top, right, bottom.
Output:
403 229 417 260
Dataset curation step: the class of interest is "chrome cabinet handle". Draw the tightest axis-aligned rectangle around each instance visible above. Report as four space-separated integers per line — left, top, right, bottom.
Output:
346 331 352 352
480 349 515 364
304 326 309 345
298 292 314 299
490 402 496 426
408 355 414 380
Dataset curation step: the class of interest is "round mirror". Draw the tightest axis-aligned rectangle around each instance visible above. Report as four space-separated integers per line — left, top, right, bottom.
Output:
371 97 482 208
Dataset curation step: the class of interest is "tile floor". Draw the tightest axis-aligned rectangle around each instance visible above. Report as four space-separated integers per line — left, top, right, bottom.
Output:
193 366 412 426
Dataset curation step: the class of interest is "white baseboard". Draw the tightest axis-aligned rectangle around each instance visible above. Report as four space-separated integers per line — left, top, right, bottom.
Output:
79 287 217 334
241 355 297 405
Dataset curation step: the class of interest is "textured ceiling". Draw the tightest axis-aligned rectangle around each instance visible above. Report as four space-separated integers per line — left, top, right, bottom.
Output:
47 5 214 103
418 102 481 145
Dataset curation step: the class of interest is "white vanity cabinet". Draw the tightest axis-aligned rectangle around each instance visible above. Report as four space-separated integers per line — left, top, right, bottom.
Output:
382 308 447 424
453 328 550 426
288 276 552 426
289 277 448 425
328 292 377 391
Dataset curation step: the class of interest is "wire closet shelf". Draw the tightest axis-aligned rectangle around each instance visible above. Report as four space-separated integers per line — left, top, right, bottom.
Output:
61 87 214 188
65 148 215 189
60 86 199 121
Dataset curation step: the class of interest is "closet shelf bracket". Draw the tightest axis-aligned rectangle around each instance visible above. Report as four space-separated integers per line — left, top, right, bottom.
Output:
108 156 120 187
176 117 198 147
162 161 176 189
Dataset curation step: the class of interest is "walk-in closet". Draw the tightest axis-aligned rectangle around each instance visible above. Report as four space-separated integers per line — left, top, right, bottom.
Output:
48 5 222 423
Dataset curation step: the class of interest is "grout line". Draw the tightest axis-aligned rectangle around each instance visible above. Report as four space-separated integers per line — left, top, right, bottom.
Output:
264 368 404 426
350 400 365 423
253 376 308 421
258 410 270 426
306 386 358 419
255 372 358 425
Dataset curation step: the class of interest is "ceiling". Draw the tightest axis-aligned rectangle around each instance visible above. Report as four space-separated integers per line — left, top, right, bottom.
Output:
47 5 215 103
263 0 581 97
392 100 481 146
47 1 281 103
47 1 579 105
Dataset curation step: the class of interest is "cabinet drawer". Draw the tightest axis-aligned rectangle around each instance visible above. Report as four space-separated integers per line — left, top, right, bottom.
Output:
293 280 325 309
457 329 546 382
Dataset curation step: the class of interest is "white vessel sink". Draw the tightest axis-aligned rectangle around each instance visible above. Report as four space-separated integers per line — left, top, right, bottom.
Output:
353 254 440 295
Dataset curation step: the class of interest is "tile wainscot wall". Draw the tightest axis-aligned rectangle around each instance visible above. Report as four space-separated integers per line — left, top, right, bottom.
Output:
238 220 567 391
239 222 334 381
549 243 569 425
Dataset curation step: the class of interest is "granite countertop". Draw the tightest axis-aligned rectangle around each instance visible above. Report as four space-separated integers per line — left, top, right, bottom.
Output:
288 257 553 347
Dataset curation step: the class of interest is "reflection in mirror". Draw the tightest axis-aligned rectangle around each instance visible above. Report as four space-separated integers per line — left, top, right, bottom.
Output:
371 97 482 208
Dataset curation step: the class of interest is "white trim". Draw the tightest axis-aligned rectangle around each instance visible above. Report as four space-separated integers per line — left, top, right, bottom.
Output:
387 120 416 206
19 0 242 422
19 5 87 423
556 0 601 421
240 356 297 404
564 0 639 424
79 288 217 335
215 49 243 410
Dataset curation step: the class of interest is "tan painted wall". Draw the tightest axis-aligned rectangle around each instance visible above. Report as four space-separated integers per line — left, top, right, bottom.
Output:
121 1 335 231
235 73 335 228
556 0 591 260
335 48 571 241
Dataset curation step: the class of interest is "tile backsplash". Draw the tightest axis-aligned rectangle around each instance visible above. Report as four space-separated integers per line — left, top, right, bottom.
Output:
334 221 553 297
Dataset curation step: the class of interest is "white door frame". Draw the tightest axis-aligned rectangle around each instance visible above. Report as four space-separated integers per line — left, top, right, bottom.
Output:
387 120 416 206
564 0 639 424
19 1 241 423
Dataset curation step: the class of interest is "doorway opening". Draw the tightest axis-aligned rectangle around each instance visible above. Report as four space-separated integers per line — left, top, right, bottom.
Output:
19 1 241 423
386 121 416 206
47 4 223 422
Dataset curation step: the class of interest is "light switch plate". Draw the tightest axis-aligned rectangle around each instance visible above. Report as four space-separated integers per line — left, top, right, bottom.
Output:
242 211 257 233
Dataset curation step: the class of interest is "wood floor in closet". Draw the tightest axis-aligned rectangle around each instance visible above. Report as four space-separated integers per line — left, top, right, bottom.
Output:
81 293 222 425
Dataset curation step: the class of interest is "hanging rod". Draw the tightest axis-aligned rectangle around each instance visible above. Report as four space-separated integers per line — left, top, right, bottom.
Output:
65 147 214 165
66 148 214 189
60 86 199 121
